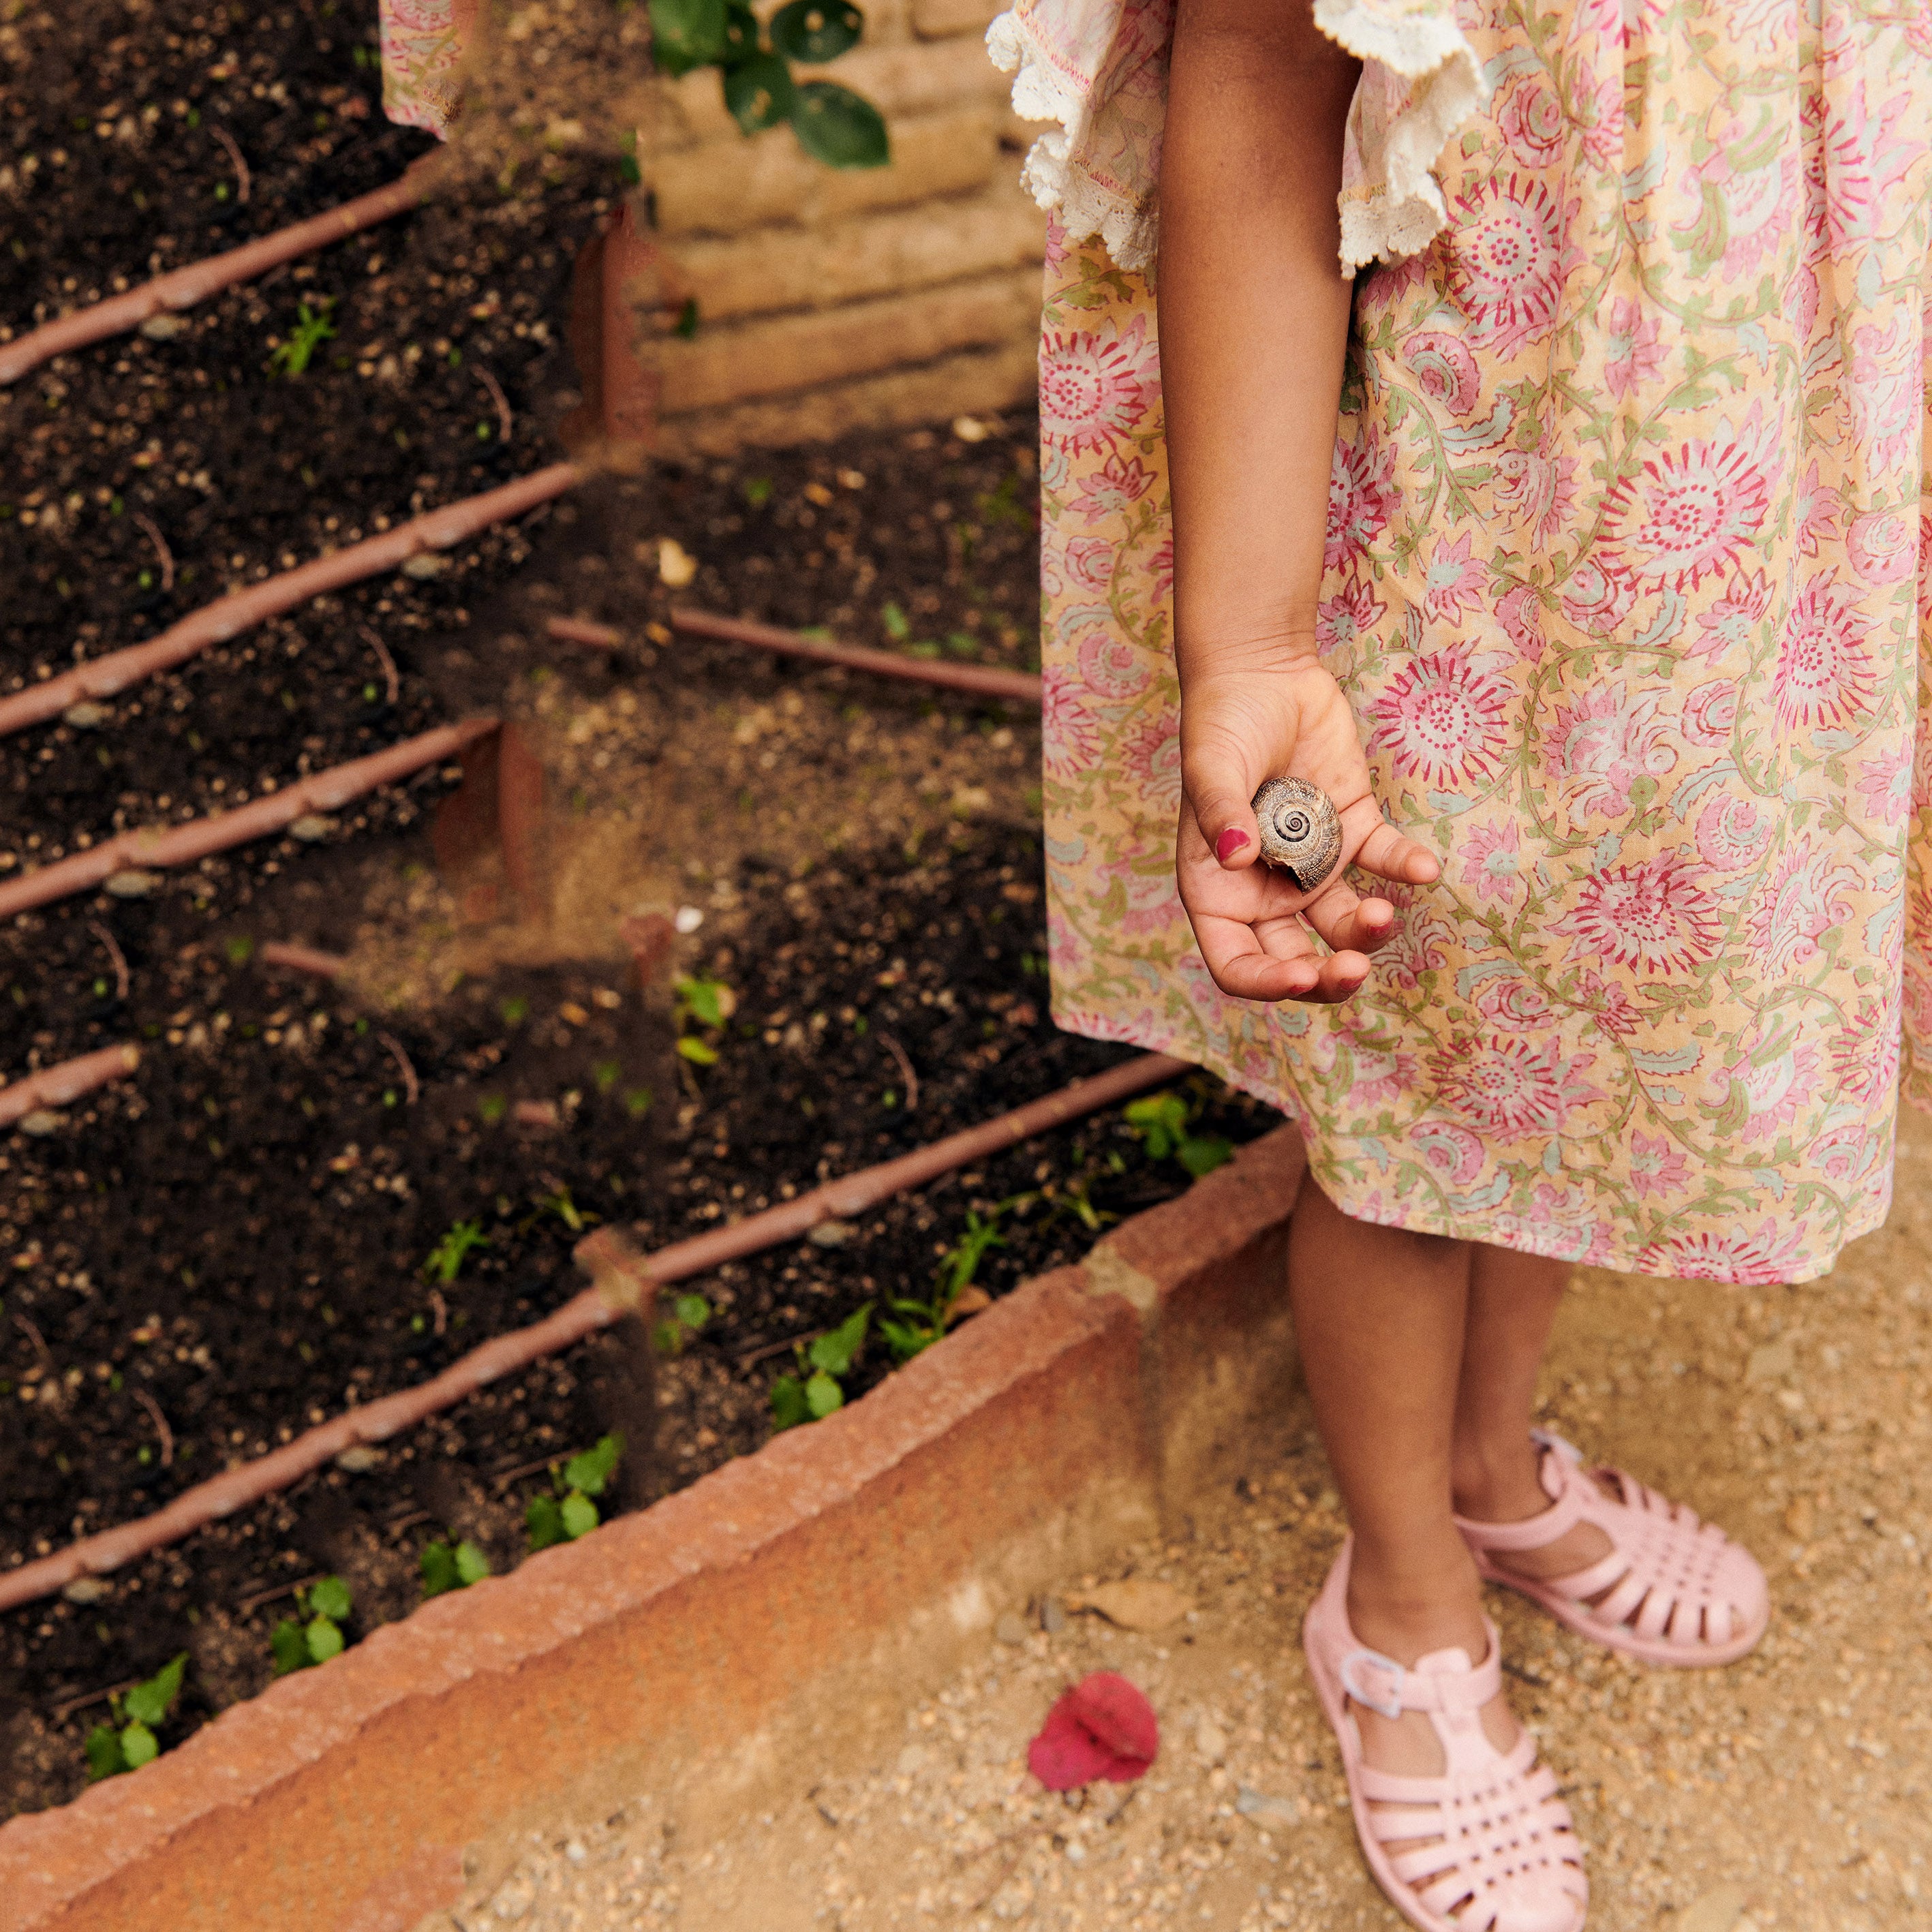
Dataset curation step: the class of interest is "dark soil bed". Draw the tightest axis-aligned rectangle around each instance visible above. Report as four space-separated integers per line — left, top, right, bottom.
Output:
0 0 1280 1829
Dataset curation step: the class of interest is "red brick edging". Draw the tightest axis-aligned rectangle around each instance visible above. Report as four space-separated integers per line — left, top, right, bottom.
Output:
0 1127 1306 1932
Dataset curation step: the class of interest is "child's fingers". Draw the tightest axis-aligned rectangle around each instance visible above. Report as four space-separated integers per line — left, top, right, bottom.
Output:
1300 881 1401 956
1192 911 1325 1000
1349 811 1440 885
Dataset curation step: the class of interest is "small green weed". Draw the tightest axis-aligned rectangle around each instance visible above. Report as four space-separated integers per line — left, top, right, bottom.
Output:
420 1537 492 1598
268 300 336 377
85 1652 188 1781
653 1291 711 1357
878 1203 1014 1363
1124 1090 1233 1179
769 1302 870 1429
525 1433 624 1550
673 974 733 1067
423 1219 489 1283
270 1576 352 1675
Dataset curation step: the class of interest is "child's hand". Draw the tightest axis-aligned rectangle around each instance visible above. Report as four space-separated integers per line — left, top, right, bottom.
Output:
1177 659 1440 1003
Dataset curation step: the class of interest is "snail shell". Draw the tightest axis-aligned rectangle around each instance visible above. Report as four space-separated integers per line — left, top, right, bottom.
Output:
1251 777 1343 892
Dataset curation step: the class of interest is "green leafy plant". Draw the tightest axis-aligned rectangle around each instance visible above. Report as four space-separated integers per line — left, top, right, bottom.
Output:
525 1433 624 1550
85 1653 188 1781
649 0 887 168
769 1301 870 1428
654 1290 712 1356
420 1537 492 1599
270 1576 352 1675
674 973 734 1066
1124 1090 1233 1179
878 1205 1010 1362
423 1218 489 1283
268 299 336 377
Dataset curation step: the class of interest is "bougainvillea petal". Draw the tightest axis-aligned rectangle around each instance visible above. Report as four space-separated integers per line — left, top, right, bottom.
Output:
1027 1672 1159 1791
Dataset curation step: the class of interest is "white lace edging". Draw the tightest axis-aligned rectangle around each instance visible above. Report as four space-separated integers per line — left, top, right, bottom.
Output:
1313 0 1488 275
987 10 1159 271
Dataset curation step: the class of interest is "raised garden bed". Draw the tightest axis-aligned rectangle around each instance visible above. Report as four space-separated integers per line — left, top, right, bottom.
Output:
0 0 1276 1830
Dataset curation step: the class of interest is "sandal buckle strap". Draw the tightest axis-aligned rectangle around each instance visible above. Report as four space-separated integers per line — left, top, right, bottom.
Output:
1339 1646 1407 1721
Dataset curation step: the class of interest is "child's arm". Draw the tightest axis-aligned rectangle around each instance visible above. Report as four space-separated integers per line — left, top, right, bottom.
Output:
1159 0 1438 1003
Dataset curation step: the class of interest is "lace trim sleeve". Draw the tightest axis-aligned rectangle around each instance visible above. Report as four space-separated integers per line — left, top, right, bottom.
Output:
987 0 1486 277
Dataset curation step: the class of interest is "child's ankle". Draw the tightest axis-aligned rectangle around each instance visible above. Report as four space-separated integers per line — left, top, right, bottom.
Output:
1345 1539 1488 1668
1450 1439 1549 1526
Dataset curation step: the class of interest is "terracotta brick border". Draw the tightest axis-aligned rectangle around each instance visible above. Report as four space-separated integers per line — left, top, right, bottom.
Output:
0 1126 1306 1932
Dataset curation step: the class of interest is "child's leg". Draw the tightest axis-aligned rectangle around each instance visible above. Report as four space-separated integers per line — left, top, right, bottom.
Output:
1450 1244 1614 1580
1286 1182 1517 1773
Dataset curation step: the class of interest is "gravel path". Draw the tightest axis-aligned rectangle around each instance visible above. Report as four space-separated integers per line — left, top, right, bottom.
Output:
425 1113 1932 1932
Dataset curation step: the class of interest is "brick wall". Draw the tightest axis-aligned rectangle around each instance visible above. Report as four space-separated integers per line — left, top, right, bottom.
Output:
639 0 1045 455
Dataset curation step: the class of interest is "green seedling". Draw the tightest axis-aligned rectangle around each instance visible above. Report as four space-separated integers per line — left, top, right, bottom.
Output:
268 300 337 377
879 1205 1011 1363
525 1433 624 1550
423 1219 489 1283
525 1186 594 1235
770 1302 870 1429
270 1576 352 1675
654 1291 712 1357
674 973 734 1067
85 1652 188 1781
744 476 773 508
420 1537 491 1599
1124 1090 1233 1179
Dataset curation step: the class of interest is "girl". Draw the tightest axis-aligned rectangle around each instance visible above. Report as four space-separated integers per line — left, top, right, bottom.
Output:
992 0 1931 1925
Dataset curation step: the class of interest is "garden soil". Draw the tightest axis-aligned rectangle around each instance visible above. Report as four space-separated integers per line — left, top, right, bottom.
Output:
418 1116 1932 1932
0 0 1284 1822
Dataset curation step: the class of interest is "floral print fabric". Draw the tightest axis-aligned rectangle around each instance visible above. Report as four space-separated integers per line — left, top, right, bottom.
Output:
379 0 471 138
1037 0 1932 1283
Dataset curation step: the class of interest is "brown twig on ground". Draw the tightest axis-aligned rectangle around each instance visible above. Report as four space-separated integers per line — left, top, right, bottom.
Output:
489 1452 568 1492
0 151 445 386
384 1509 435 1537
131 513 175 592
0 719 500 920
14 1314 55 1379
50 1678 142 1727
545 615 622 649
375 1031 420 1106
429 1289 448 1336
209 125 250 204
361 625 401 705
236 1573 323 1619
0 1052 1188 1614
260 941 347 977
0 464 578 737
670 607 1045 704
880 1032 919 1111
475 365 513 442
0 1043 141 1129
87 921 131 1001
131 1388 174 1467
735 1329 824 1370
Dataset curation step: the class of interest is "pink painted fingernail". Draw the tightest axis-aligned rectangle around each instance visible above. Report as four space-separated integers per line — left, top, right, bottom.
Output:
1214 828 1249 863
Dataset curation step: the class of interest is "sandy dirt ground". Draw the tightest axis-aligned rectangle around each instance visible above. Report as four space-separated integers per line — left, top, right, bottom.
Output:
425 1112 1932 1932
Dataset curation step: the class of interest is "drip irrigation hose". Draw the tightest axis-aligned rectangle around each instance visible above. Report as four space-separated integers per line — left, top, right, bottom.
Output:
0 1051 1188 1613
0 153 446 387
0 1045 141 1129
0 464 580 739
666 607 1045 703
0 718 499 921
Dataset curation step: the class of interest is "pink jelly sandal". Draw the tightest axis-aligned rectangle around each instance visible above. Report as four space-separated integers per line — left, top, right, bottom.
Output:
1304 1539 1589 1932
1454 1432 1769 1667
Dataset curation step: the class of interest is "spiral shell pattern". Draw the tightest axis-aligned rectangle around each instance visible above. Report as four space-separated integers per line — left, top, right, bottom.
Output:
1251 777 1342 892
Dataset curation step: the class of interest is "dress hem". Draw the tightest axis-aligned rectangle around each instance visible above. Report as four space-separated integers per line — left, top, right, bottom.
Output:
1052 1003 1888 1287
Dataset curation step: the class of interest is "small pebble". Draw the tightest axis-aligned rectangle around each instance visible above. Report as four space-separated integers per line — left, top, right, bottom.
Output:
402 552 451 580
104 869 162 899
1745 1339 1795 1383
18 1110 62 1137
1236 1786 1298 1827
288 815 336 843
673 905 705 934
335 1446 382 1473
1194 1715 1227 1764
994 1612 1029 1646
1040 1595 1066 1634
562 1841 586 1865
62 702 109 729
61 1577 112 1605
513 1099 560 1129
808 1220 855 1249
138 313 187 341
656 538 698 588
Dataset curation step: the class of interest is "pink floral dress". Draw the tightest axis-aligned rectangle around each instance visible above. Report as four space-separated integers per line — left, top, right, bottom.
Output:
378 0 474 137
993 0 1932 1282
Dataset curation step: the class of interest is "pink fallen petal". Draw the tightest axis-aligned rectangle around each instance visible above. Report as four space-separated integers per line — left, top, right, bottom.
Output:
1028 1671 1159 1791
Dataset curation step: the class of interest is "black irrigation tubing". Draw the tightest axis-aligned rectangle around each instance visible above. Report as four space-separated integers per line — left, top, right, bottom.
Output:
0 1051 1189 1612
